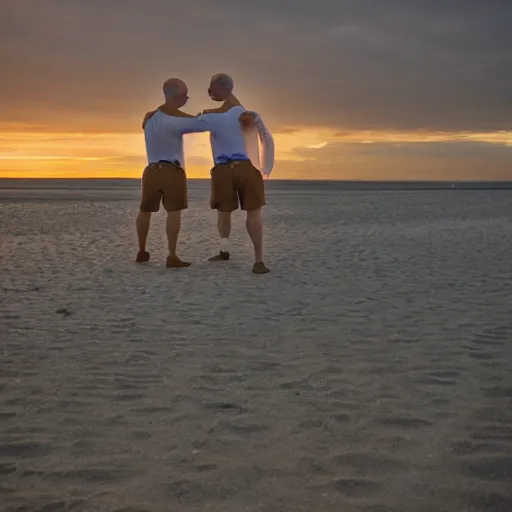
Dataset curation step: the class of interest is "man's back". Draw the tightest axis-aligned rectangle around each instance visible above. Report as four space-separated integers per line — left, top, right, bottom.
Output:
201 105 249 162
144 110 206 166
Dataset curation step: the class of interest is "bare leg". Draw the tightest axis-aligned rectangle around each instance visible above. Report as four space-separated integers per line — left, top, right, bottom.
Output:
136 211 151 251
135 211 151 262
166 210 181 257
209 211 232 261
246 208 269 273
246 208 263 261
218 211 231 238
166 210 190 267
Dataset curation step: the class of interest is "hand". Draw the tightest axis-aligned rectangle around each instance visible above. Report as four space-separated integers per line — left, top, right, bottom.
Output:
239 111 257 130
142 109 158 129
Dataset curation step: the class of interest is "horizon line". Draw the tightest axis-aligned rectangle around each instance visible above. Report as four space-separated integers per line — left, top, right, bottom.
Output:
1 177 512 183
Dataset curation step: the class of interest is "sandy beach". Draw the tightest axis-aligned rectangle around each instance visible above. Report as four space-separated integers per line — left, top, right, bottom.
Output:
1 180 512 512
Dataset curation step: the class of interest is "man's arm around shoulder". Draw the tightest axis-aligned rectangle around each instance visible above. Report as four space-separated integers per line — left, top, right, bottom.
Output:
200 108 220 114
142 109 158 129
142 108 206 131
179 115 210 134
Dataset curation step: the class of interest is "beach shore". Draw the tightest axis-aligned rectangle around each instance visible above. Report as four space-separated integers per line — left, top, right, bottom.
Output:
1 182 512 511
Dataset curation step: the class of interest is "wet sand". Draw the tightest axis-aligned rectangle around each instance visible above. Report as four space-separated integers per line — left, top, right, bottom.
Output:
1 182 512 511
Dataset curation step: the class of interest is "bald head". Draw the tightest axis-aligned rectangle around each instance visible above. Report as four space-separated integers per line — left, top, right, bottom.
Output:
163 78 188 107
208 73 234 101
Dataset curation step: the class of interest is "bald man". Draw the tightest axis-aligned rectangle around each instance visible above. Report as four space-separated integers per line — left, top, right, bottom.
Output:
142 80 266 272
136 78 208 267
200 73 274 274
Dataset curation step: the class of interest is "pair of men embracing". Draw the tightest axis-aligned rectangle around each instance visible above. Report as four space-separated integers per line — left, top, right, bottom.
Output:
136 73 274 274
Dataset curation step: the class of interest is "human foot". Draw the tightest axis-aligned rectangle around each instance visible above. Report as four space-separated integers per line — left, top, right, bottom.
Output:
208 251 230 261
166 255 191 268
135 250 150 263
252 261 270 274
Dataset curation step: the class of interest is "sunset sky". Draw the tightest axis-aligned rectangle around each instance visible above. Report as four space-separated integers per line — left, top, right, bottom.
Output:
1 0 511 180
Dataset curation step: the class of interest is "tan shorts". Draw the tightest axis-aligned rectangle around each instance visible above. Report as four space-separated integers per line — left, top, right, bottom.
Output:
139 161 187 212
210 160 266 212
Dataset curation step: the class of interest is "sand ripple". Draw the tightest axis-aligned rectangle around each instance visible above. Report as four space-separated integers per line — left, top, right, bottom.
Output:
1 183 512 511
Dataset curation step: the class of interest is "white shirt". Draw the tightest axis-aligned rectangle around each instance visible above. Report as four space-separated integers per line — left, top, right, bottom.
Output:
200 106 275 177
244 113 275 177
200 106 248 163
144 111 207 167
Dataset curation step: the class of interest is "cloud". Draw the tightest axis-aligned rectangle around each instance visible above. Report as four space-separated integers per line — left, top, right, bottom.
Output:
0 0 510 133
1 0 511 180
274 141 512 181
1 127 510 180
300 139 512 160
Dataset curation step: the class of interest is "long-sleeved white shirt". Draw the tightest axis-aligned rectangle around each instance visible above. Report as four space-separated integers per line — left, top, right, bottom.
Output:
144 110 208 166
199 106 275 177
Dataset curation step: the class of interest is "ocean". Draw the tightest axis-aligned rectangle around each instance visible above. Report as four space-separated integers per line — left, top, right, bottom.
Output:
1 179 511 511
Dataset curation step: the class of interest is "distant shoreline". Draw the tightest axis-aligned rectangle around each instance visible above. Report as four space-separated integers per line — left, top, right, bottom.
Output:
1 177 512 191
1 177 512 183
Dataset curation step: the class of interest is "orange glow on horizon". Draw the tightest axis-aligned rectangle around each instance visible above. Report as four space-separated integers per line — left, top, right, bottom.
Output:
0 127 511 180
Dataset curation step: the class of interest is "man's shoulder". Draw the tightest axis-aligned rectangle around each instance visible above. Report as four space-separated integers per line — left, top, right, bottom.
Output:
142 109 159 129
200 107 224 114
201 104 244 115
172 110 196 119
144 108 201 129
156 108 196 119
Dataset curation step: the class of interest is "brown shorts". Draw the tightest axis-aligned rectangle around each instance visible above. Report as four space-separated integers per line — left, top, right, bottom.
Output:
139 161 187 212
210 160 266 212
